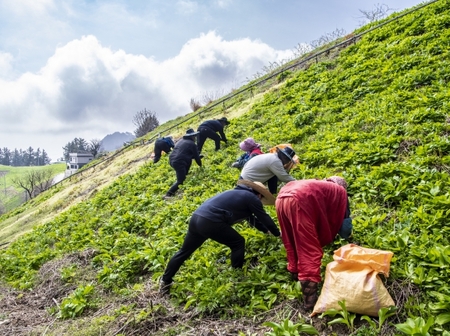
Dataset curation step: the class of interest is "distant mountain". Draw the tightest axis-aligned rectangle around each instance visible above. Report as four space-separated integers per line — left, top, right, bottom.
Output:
100 132 135 152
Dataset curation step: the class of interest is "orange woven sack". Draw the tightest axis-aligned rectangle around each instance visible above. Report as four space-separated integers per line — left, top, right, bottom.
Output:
311 244 395 317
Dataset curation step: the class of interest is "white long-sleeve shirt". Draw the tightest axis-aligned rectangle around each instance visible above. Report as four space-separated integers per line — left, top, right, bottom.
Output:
240 153 295 183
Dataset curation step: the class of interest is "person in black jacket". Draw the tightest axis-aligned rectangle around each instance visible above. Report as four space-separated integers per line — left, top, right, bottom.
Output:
164 128 202 199
159 179 281 295
197 117 230 154
153 136 175 163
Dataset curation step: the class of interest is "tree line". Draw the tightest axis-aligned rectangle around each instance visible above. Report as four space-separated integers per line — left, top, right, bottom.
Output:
1 109 159 168
62 138 103 161
0 147 51 167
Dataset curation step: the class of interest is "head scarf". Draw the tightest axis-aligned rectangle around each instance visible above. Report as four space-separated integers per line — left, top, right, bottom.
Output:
325 176 348 190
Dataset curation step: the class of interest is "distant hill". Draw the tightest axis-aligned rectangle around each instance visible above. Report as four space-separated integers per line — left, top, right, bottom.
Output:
100 131 135 152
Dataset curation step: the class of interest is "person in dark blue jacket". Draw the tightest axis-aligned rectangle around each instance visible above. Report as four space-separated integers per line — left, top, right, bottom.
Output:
197 117 230 154
153 136 175 163
164 128 202 199
159 179 280 295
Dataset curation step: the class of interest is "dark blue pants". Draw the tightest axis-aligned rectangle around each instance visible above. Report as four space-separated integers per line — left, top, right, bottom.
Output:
197 127 221 153
162 214 245 283
167 160 191 196
267 176 278 194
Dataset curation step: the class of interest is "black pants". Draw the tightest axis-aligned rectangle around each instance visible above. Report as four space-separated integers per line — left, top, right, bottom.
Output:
267 176 278 194
197 127 222 153
162 214 245 283
238 175 278 194
154 140 171 163
166 160 191 196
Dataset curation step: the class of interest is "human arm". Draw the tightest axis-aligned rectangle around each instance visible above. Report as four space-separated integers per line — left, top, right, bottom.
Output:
269 156 296 183
218 128 227 143
248 215 268 233
215 121 227 142
249 201 280 236
191 142 202 167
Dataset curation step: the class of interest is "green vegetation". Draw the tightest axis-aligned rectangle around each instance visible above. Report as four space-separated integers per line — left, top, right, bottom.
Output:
321 301 357 333
1 1 450 335
0 163 66 213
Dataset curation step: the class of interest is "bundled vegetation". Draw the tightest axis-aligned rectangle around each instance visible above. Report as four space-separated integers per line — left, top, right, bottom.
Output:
0 1 449 335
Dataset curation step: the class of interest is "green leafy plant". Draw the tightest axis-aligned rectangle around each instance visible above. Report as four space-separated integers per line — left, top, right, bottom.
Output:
57 284 95 319
395 316 434 336
264 316 319 335
361 306 397 333
320 300 356 333
60 265 77 283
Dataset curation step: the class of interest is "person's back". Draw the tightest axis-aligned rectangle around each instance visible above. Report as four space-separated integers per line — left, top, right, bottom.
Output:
240 147 296 194
165 129 201 199
199 119 223 132
170 137 200 165
197 117 230 153
241 153 294 183
194 185 277 230
278 179 347 246
154 136 174 163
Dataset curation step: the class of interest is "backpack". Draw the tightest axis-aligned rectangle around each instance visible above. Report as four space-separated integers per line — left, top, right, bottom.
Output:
163 137 175 148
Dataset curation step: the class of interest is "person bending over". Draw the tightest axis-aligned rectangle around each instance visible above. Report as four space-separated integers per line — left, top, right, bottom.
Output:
275 176 352 310
197 117 230 154
164 128 201 199
159 180 280 295
240 146 296 194
153 136 175 163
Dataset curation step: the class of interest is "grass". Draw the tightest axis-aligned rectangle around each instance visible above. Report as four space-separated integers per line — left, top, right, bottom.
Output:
0 163 66 214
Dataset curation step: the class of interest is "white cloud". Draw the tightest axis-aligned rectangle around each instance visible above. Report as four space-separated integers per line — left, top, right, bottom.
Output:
0 52 14 78
0 32 293 159
1 0 55 16
215 0 232 9
176 0 199 15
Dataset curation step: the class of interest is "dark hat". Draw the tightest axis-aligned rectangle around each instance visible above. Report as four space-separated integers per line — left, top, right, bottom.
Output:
277 146 295 162
184 128 199 137
237 179 275 206
218 117 230 125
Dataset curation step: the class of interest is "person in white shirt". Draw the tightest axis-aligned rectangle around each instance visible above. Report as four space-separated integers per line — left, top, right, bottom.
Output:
240 146 296 194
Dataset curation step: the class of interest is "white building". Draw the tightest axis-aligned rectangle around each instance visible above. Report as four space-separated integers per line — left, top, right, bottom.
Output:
66 152 94 170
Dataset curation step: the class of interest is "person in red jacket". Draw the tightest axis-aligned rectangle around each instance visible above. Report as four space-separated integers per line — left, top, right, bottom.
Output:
275 176 352 310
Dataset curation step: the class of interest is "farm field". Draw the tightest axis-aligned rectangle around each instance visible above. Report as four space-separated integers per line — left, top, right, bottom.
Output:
0 163 66 214
0 1 449 335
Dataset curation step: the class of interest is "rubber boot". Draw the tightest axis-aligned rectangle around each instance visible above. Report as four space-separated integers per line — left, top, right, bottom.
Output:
300 281 319 310
159 278 172 296
289 271 299 281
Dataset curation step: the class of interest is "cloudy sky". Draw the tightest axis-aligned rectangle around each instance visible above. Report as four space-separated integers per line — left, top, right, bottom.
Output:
0 0 424 161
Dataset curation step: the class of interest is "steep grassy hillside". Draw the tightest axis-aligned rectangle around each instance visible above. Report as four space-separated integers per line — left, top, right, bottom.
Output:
1 1 449 335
